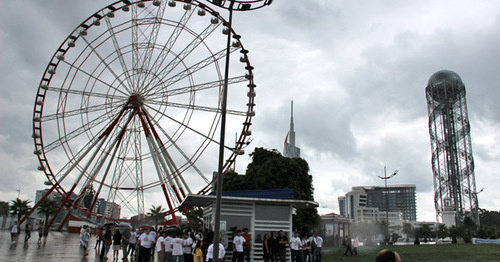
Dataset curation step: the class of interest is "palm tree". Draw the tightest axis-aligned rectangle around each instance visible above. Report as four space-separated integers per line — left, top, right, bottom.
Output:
9 198 31 222
38 198 59 230
402 222 413 242
146 205 166 231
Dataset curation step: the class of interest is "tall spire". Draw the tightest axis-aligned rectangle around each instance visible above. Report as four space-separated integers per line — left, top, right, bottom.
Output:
284 100 300 158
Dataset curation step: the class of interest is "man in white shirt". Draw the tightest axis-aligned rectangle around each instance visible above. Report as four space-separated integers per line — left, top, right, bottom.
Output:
182 232 194 262
232 230 245 262
313 233 323 262
156 231 166 262
289 232 301 262
206 241 226 262
164 231 173 262
128 228 138 258
137 227 155 262
171 232 184 262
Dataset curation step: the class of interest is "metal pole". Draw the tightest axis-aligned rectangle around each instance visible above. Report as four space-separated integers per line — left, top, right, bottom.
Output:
385 166 388 225
213 1 235 260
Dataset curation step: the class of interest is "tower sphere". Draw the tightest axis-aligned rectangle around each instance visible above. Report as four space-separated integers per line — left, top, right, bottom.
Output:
426 69 465 103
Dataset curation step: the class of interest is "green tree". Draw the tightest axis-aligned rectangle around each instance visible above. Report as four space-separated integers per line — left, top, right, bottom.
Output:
402 222 414 242
9 198 32 222
478 209 500 238
436 224 448 239
38 198 59 230
183 207 203 228
461 216 476 243
417 224 433 242
449 225 461 244
0 201 9 217
147 205 166 231
222 147 319 232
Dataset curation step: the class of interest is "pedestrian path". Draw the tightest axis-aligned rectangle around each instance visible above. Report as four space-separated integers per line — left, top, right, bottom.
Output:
0 229 127 261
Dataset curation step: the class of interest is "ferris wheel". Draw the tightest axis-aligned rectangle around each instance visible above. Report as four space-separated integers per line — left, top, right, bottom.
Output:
31 0 256 225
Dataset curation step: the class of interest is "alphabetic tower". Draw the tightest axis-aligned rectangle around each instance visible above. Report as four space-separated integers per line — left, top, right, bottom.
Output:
425 70 479 226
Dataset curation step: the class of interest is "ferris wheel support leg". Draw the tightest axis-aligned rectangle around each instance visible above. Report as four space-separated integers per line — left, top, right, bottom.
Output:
143 111 189 199
137 109 179 222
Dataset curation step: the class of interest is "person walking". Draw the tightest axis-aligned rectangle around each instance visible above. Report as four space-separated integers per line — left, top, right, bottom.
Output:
312 233 323 262
193 238 203 262
290 232 301 262
113 229 123 261
183 232 194 262
80 225 91 256
95 226 103 250
100 227 113 260
137 227 155 262
122 227 131 260
232 230 245 262
277 231 288 262
128 228 138 258
242 228 252 262
263 233 270 262
10 221 19 243
269 231 279 262
156 231 165 262
353 236 359 256
24 222 32 243
171 232 184 262
37 222 44 245
164 231 174 262
343 235 354 256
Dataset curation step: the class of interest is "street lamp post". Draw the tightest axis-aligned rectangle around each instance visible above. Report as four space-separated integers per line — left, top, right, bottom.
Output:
205 0 273 260
377 166 398 242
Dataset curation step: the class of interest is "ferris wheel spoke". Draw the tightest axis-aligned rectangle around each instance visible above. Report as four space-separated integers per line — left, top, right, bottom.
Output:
149 46 240 96
145 112 211 184
131 4 163 92
143 103 218 145
42 85 127 101
146 6 195 85
135 4 167 90
142 15 220 94
58 60 130 97
40 103 114 122
104 16 135 89
146 75 247 100
80 36 131 93
43 104 124 153
154 101 247 116
53 108 128 185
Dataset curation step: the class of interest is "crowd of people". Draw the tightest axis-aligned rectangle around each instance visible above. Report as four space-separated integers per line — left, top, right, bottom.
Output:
9 220 49 246
90 224 224 262
84 224 325 262
270 230 323 262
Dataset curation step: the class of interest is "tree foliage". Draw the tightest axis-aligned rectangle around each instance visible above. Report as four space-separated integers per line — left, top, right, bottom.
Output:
402 222 414 242
147 205 166 230
9 198 31 221
435 224 449 239
222 147 319 232
0 201 9 217
38 198 59 229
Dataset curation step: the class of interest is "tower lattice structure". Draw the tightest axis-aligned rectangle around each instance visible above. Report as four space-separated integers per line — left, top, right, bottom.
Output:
425 70 479 225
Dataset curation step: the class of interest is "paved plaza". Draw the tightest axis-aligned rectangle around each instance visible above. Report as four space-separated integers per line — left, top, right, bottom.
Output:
0 229 130 262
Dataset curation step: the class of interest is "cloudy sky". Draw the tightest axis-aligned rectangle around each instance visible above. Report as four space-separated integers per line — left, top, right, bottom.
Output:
1 0 499 222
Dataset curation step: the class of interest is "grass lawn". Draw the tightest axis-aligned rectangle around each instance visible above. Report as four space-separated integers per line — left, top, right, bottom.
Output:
321 243 500 261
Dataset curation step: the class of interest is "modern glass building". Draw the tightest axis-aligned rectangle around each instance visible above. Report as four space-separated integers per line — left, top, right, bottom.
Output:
338 185 417 222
